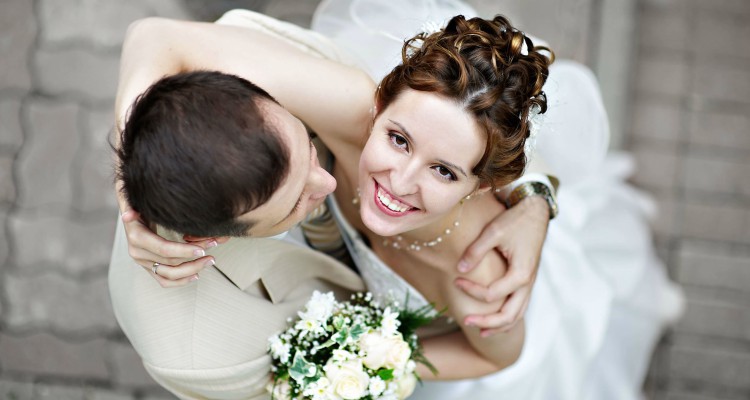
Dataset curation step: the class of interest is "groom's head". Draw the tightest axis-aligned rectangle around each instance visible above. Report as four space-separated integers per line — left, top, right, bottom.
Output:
116 71 336 237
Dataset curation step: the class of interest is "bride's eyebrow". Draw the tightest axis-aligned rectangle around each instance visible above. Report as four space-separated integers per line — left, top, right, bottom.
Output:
389 119 468 178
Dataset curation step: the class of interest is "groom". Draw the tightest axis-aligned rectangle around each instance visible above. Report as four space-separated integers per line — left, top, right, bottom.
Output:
109 10 556 400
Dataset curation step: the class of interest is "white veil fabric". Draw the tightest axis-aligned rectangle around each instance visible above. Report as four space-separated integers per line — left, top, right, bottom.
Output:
310 1 684 399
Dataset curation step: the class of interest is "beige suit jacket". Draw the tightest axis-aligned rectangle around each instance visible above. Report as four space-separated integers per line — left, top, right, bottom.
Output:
109 219 364 399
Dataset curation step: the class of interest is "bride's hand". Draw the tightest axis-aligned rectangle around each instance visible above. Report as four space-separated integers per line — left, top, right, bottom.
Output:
119 199 226 288
454 196 549 337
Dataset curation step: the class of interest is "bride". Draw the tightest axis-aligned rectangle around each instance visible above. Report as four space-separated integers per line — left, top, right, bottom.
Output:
118 0 683 398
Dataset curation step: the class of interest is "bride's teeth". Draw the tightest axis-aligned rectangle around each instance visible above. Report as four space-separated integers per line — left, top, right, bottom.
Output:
377 187 409 213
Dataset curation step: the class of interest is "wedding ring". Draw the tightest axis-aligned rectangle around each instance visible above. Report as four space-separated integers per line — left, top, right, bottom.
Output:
152 262 160 275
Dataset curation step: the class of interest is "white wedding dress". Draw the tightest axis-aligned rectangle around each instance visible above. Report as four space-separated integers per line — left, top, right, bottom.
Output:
312 1 684 399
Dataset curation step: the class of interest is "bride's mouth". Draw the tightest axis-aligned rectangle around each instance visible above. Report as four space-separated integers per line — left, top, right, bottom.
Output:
373 181 418 217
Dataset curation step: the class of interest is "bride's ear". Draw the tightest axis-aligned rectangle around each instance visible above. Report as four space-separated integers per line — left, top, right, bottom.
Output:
475 182 493 196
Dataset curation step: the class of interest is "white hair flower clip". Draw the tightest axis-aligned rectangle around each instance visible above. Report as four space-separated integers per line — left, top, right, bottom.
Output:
525 104 544 157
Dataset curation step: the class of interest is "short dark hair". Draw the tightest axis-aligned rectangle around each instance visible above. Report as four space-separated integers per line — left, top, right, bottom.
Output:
116 71 289 237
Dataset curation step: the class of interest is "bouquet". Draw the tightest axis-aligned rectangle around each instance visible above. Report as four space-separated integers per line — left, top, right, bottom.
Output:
267 291 438 400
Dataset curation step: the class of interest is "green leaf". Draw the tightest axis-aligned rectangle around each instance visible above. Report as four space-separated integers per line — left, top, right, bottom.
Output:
377 368 394 381
334 328 349 345
289 352 317 383
332 315 345 330
350 323 366 340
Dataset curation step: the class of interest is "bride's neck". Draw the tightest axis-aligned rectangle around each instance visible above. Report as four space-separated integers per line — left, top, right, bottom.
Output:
383 201 466 252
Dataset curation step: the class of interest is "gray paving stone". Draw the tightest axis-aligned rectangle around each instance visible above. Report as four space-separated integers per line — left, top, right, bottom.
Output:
10 213 116 274
0 156 16 205
0 98 24 150
16 100 79 209
681 201 750 244
631 99 684 144
691 0 750 15
660 390 748 400
0 378 35 400
141 0 192 20
640 0 691 14
650 195 679 239
34 48 119 102
675 299 749 341
687 109 750 152
110 342 160 388
0 0 35 91
682 155 750 198
77 108 118 212
630 143 680 193
638 5 690 52
34 384 88 400
141 389 178 400
676 240 750 293
4 271 117 332
668 345 750 390
635 51 689 98
691 60 750 105
0 332 110 379
38 0 181 48
33 384 129 400
88 388 136 400
182 0 268 21
693 9 750 60
263 0 320 27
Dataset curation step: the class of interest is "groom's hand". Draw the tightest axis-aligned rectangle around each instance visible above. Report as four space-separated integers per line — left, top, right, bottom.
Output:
120 207 223 288
454 196 549 337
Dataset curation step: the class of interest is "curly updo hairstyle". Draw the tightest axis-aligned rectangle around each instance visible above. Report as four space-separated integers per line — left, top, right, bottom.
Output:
376 15 554 188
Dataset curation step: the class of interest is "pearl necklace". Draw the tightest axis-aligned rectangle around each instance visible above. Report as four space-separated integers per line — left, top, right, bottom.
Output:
353 190 468 252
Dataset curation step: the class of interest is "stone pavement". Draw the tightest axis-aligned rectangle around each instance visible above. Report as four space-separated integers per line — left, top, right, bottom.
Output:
0 0 747 399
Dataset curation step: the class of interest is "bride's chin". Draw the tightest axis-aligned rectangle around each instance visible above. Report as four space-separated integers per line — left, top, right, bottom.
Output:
360 208 405 237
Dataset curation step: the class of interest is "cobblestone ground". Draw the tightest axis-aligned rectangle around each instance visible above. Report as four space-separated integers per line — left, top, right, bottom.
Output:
0 0 747 399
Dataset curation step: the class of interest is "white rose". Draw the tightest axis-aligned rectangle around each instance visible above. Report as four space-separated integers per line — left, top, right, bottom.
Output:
394 373 417 399
360 333 412 371
324 360 370 399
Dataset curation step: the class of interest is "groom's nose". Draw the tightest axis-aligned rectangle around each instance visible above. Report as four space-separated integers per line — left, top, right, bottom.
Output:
309 165 337 200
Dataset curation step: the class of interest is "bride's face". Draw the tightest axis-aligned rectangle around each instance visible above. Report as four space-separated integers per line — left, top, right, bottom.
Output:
358 89 486 237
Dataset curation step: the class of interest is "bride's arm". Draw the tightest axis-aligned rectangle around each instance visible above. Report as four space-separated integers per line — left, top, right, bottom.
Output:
416 326 523 380
116 17 374 151
417 258 525 380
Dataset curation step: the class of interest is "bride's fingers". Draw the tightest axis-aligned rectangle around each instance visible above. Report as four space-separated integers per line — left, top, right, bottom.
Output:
147 266 201 288
455 269 527 303
147 256 215 282
123 215 207 262
128 245 202 269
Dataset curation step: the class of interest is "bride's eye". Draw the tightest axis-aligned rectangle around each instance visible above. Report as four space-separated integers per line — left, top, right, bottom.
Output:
433 165 457 181
388 132 409 151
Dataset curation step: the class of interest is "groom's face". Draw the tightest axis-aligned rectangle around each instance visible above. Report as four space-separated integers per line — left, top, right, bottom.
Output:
237 101 337 237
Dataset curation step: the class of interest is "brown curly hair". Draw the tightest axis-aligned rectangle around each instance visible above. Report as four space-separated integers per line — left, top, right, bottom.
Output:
375 15 554 188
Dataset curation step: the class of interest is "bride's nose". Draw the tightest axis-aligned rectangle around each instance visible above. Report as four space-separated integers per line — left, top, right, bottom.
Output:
389 163 419 197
